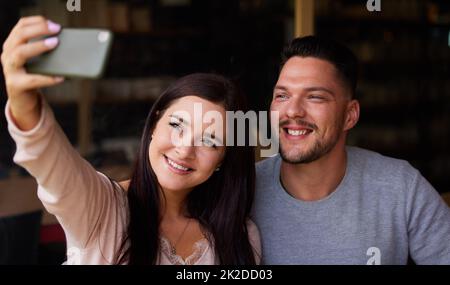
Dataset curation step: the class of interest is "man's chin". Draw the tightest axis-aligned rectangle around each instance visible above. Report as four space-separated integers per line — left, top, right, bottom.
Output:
280 149 314 164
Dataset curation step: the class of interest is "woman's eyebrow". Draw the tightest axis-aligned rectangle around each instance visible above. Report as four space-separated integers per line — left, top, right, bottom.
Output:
169 114 190 125
204 132 223 145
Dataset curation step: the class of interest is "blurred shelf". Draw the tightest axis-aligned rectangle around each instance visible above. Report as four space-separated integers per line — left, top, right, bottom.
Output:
359 102 448 117
317 16 450 29
316 17 428 29
360 62 450 80
113 28 207 38
315 0 450 192
0 164 131 223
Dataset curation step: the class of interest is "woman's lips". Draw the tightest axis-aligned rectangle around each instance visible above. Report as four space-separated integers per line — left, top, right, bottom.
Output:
164 155 194 175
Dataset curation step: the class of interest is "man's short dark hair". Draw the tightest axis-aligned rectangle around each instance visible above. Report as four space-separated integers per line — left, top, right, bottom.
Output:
281 36 358 99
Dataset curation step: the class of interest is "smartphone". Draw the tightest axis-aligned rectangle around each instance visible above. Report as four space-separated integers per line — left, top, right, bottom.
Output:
26 28 113 79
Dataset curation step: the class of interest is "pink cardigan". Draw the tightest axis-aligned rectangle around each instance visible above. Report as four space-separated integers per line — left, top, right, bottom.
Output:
5 99 261 265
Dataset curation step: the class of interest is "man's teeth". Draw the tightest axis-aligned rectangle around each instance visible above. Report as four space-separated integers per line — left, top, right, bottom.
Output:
167 158 190 171
287 129 309 136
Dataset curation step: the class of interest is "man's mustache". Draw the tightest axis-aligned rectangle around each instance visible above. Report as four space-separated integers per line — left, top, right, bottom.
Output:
279 119 318 131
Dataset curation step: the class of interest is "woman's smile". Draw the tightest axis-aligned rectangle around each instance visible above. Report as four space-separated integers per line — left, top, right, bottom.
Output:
163 154 194 175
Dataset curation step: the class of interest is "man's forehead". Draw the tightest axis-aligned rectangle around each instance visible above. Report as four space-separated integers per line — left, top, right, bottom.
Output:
281 57 337 77
276 73 335 91
277 57 342 91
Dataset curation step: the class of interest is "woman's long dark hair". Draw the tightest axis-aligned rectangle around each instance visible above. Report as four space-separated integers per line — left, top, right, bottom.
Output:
116 73 256 265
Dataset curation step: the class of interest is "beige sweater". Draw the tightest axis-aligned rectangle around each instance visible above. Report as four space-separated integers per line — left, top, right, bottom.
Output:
5 98 261 265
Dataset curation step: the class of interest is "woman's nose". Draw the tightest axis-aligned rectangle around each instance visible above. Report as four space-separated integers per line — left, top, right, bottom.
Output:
175 145 195 159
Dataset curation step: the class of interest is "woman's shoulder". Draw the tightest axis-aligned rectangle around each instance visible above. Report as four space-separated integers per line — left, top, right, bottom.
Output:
246 219 258 231
118 180 131 191
246 219 262 264
246 219 261 242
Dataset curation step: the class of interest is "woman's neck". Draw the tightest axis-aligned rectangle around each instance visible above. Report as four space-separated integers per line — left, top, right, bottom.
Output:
160 187 191 221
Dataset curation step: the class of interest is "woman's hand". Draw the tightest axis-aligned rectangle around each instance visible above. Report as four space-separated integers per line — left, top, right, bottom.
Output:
1 16 64 131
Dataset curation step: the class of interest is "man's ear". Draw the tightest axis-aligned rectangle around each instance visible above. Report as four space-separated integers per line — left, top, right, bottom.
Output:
343 100 360 131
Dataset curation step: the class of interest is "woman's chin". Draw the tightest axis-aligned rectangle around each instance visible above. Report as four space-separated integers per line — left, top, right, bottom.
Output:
156 175 192 192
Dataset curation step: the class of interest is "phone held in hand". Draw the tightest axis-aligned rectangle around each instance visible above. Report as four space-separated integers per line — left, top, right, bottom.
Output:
26 28 113 79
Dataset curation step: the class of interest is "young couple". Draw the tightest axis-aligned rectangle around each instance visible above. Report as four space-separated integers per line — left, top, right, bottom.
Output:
2 16 449 265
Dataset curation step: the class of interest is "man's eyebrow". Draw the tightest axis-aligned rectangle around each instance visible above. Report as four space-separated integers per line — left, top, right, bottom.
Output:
274 85 335 96
304 87 335 96
169 114 190 125
274 85 289 91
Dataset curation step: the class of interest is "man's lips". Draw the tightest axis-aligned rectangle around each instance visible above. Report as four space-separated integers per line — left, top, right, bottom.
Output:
281 125 314 139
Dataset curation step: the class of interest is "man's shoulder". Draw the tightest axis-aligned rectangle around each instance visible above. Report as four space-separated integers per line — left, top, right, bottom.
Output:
256 154 280 174
255 155 280 190
347 146 419 185
348 146 413 168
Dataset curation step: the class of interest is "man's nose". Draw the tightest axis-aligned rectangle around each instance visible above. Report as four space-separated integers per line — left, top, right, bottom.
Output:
285 96 306 118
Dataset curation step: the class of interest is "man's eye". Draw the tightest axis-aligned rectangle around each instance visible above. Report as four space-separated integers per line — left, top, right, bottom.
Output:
309 95 325 100
275 94 288 100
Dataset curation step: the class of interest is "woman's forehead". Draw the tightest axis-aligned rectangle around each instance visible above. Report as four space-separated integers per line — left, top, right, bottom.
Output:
166 95 225 113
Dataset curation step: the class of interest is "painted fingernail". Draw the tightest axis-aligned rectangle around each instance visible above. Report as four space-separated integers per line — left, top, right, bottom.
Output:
44 37 59 48
47 20 61 33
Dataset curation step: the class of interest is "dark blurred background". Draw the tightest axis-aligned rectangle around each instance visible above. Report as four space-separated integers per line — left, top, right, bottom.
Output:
0 0 449 264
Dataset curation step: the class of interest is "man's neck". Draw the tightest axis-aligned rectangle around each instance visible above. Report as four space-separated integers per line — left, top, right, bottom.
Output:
280 143 347 201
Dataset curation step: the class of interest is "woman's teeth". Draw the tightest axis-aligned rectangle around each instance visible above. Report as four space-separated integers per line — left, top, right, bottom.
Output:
167 157 190 171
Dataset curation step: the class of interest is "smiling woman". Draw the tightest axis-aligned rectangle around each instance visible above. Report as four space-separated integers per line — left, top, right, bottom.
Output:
2 16 260 265
117 73 260 265
149 96 226 193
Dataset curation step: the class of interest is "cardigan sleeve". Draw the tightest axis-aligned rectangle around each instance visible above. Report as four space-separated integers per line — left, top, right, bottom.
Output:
5 97 127 251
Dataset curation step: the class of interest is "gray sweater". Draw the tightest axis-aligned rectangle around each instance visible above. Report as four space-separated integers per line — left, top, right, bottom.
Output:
253 146 450 265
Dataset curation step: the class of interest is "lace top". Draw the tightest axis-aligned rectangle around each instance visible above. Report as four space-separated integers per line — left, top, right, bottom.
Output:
159 237 211 265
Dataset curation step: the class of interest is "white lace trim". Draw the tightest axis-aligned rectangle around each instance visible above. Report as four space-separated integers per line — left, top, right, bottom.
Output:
160 237 210 265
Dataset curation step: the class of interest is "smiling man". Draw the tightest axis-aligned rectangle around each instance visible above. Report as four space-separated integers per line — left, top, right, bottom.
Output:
252 36 450 265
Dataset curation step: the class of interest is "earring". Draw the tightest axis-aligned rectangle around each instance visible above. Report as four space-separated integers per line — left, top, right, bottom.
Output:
215 167 220 172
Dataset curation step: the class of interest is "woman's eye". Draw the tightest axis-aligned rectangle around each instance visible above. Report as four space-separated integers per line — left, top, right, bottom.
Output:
202 138 217 148
169 122 183 132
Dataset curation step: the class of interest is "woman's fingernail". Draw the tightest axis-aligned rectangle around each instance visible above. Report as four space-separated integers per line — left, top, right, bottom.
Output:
47 20 61 33
54 77 65 83
44 37 59 48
